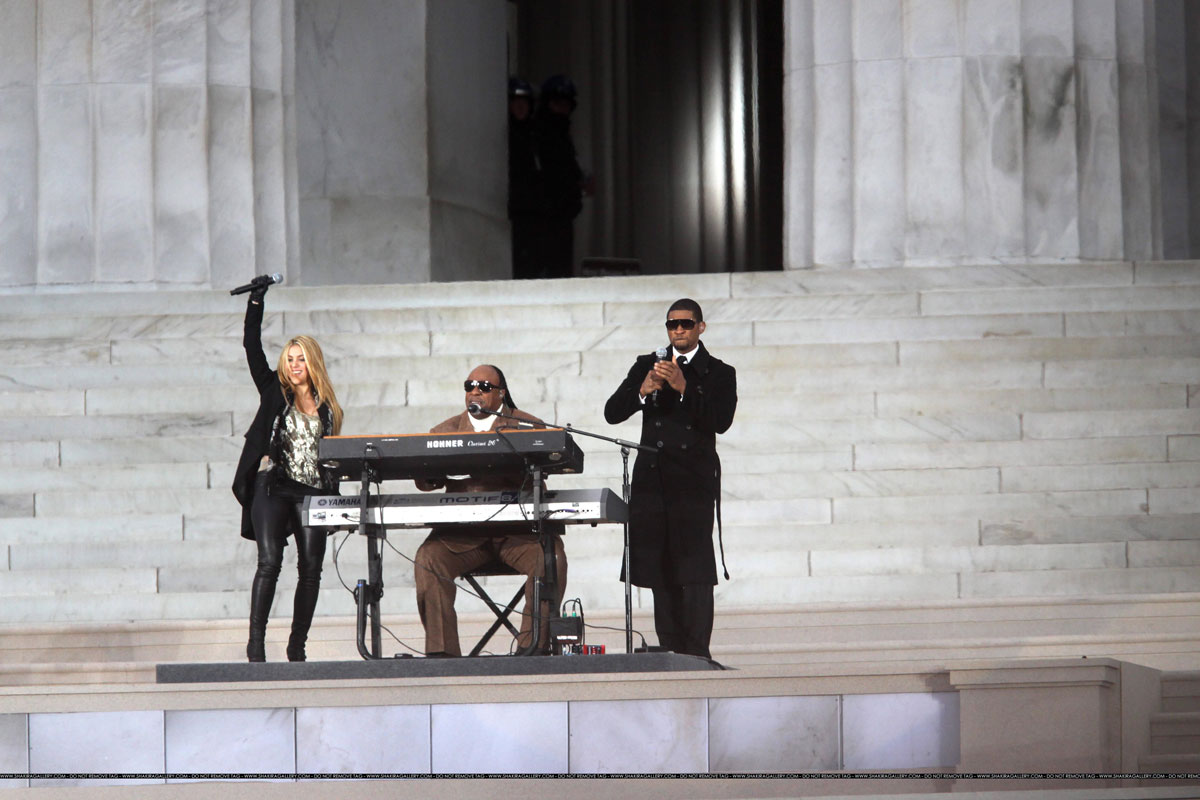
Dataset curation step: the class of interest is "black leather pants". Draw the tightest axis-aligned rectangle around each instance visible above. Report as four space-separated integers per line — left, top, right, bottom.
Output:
248 473 326 661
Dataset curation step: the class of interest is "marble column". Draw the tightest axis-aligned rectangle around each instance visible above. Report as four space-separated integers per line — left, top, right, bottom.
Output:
294 0 508 285
784 0 1167 269
0 0 296 290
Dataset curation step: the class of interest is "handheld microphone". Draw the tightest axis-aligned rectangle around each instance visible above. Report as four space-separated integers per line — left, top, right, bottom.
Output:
651 346 670 405
230 273 283 296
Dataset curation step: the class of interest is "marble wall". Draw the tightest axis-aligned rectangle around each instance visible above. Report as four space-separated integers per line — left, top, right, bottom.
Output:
2 0 1196 289
0 690 960 784
783 0 1194 269
0 0 297 290
294 0 509 286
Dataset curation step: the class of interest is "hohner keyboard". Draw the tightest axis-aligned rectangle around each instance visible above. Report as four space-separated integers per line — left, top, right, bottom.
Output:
318 428 584 482
302 488 627 529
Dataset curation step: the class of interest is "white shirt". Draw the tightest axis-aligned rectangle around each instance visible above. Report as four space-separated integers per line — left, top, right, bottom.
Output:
467 410 496 432
640 346 696 403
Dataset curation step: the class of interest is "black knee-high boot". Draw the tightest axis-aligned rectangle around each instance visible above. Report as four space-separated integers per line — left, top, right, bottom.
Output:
287 527 326 662
247 572 275 662
287 579 319 662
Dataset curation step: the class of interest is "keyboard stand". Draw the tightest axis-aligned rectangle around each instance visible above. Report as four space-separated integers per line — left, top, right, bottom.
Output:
516 466 556 656
351 461 559 660
352 447 385 660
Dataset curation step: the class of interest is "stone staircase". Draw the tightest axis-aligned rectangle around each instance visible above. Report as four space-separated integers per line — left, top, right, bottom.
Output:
0 261 1198 680
1143 671 1200 774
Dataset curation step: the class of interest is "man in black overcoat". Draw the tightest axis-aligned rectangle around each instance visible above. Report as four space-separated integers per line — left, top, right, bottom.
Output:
603 298 737 659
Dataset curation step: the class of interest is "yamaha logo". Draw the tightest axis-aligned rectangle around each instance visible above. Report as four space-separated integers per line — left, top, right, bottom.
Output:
316 497 361 508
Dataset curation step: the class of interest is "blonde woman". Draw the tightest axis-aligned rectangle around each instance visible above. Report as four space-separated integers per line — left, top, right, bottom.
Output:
231 283 343 662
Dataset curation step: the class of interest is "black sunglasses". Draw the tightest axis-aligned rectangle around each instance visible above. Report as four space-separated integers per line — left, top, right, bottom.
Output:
464 379 498 393
665 319 697 331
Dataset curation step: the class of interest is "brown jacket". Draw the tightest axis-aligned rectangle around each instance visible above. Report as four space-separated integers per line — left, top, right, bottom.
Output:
416 407 552 553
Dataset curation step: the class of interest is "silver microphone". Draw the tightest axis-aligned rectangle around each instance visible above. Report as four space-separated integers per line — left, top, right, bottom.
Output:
651 346 670 405
467 402 483 414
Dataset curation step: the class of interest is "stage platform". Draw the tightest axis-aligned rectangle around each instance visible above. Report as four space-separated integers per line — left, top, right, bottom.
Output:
155 651 726 684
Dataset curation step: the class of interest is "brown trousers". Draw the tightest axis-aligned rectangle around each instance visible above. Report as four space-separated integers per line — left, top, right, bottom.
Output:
414 533 567 656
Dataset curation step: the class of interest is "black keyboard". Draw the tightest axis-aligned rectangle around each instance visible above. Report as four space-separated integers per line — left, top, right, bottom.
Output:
319 428 584 481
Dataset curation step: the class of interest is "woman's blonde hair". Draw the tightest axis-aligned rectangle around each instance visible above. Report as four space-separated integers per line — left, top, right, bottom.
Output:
277 335 343 434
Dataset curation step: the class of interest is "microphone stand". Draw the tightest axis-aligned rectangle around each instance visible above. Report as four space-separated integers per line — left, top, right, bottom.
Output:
561 422 656 654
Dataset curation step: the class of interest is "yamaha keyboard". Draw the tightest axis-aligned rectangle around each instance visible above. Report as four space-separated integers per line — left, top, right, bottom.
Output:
319 429 584 482
302 488 627 529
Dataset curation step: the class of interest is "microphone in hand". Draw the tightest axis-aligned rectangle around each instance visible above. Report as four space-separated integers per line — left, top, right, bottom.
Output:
230 273 284 297
650 346 670 406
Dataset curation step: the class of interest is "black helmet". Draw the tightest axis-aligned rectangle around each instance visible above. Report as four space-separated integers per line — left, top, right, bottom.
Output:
508 76 535 98
540 74 577 109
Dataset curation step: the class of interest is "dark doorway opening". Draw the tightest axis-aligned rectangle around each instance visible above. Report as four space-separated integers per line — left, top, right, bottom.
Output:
510 0 783 275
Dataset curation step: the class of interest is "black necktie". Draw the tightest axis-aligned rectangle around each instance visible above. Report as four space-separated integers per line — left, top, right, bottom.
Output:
677 355 687 367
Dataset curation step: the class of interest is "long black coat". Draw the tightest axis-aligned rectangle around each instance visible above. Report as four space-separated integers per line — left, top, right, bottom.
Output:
604 341 737 586
231 298 334 540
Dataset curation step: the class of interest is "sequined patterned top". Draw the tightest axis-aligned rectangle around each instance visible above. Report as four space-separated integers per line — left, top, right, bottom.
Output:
277 405 323 487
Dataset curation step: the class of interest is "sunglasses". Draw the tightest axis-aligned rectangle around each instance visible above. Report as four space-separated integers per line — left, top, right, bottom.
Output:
665 319 697 331
464 379 498 393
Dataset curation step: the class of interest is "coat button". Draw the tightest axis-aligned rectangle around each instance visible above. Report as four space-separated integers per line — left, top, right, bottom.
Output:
656 441 664 448
681 444 688 450
655 420 662 428
685 424 692 431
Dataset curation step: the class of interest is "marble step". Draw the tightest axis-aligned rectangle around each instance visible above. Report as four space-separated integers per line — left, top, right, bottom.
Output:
109 331 433 364
802 542 1138 577
757 309 1200 345
874 386 1189 415
708 614 1200 649
611 285 1200 328
3 596 1197 678
0 513 186 545
855 436 1173 470
0 411 232 442
1065 308 1200 337
9 538 253 571
1023 409 1200 439
10 349 1197 406
0 576 641 625
728 260 1151 295
0 388 85 416
0 441 59 468
0 462 208 493
717 633 1200 672
0 588 296 624
1150 712 1200 755
999 462 1200 493
0 271 736 317
1138 753 1200 772
1 262 1194 323
572 515 1200 556
0 338 110 366
918 284 1200 316
0 310 278 341
1163 672 1200 712
0 493 33 518
6 594 1195 658
981 514 1200 546
0 566 157 597
711 566 1200 607
58 435 244 466
897 334 1200 363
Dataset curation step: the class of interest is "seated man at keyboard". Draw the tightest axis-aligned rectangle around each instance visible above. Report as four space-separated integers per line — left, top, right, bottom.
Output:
413 364 568 656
